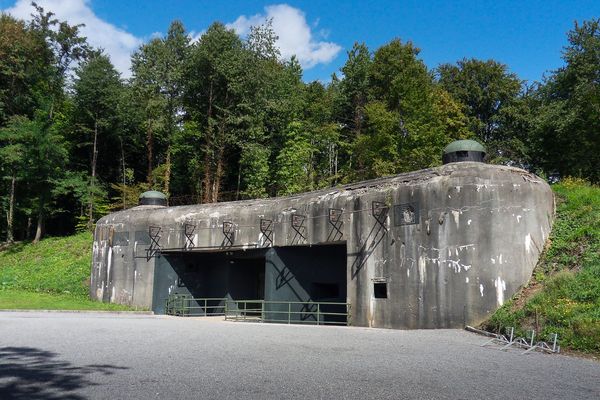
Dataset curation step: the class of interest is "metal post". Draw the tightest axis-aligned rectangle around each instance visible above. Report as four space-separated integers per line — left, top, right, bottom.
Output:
288 303 291 324
317 304 320 325
204 298 207 316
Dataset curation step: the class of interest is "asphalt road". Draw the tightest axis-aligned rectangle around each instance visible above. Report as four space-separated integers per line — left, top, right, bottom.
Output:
0 311 598 400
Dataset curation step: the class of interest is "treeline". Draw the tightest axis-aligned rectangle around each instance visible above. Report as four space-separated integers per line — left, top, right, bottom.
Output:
0 4 599 242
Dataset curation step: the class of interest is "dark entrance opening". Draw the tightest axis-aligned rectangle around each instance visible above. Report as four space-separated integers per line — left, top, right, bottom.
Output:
264 243 347 324
152 248 267 314
153 242 348 325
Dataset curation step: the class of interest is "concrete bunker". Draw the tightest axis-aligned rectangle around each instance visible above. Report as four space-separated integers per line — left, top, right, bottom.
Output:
91 141 554 329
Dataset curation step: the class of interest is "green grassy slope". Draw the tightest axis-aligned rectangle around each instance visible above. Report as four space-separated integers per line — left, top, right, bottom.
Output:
483 179 600 353
0 232 134 310
0 232 92 296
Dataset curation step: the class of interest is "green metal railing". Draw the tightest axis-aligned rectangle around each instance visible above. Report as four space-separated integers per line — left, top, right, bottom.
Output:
164 295 351 326
224 299 352 326
165 294 227 316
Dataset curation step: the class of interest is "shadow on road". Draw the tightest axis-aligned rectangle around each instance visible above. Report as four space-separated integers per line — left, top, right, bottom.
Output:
0 346 128 399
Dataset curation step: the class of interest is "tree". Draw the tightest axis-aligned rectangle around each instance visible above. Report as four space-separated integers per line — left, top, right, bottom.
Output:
353 101 400 179
301 81 341 187
337 43 372 137
0 14 46 125
437 58 522 161
28 113 68 242
275 121 314 195
72 52 123 228
0 116 31 242
130 21 189 192
530 19 600 182
184 23 253 202
356 38 468 176
25 3 90 242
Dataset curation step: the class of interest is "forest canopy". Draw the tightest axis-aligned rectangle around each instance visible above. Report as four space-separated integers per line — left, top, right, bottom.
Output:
1 3 599 242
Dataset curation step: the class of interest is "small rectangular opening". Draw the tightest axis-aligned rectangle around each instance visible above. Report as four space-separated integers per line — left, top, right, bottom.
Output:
374 282 387 299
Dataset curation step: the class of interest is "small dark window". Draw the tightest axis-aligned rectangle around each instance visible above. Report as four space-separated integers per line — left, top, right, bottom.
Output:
312 283 339 300
456 151 469 158
374 282 387 299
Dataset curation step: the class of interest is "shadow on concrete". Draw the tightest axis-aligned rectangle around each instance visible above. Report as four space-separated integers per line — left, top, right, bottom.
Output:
350 219 388 279
0 346 128 399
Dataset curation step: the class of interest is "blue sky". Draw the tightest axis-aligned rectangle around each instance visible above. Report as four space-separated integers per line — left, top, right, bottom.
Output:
2 0 599 83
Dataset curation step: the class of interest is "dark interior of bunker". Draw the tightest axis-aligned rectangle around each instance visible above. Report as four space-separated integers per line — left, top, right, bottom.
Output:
153 244 347 323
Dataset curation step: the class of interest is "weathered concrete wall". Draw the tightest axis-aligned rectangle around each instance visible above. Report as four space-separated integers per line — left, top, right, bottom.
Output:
91 162 554 329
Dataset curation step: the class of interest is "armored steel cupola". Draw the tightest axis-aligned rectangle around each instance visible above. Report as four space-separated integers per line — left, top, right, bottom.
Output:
442 139 486 164
139 190 167 206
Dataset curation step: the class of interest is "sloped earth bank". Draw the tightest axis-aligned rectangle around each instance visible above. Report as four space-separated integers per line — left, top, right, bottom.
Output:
483 179 600 354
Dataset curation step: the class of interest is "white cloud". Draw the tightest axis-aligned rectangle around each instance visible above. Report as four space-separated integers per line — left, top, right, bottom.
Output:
227 4 341 69
188 30 205 43
3 0 142 78
1 1 340 75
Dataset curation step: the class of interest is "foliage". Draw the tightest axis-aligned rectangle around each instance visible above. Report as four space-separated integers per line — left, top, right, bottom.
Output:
0 8 599 243
275 121 314 195
484 179 600 353
529 19 600 182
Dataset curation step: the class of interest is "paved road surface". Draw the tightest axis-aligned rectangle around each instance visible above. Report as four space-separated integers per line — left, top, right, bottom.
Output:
0 311 598 399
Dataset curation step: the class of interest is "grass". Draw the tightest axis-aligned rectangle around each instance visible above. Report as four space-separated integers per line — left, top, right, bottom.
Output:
0 289 135 311
483 178 600 353
0 232 140 311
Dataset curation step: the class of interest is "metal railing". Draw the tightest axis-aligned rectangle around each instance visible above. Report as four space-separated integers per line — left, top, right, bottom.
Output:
165 295 227 316
224 299 351 326
164 295 351 326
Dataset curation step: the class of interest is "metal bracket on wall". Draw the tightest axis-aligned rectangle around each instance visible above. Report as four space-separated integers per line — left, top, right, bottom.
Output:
291 214 307 245
371 201 389 231
260 219 273 247
222 221 235 248
146 225 162 261
327 208 343 242
183 223 196 250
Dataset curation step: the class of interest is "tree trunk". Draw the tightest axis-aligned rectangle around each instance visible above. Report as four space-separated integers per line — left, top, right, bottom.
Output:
201 81 214 204
33 195 44 243
164 145 171 195
120 137 126 210
236 162 242 201
88 119 98 230
146 124 154 184
26 217 32 240
212 142 225 203
6 173 16 243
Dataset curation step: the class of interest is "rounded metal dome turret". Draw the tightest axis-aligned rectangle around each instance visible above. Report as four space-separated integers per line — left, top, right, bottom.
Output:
139 190 167 206
442 139 486 164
